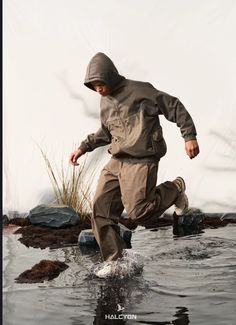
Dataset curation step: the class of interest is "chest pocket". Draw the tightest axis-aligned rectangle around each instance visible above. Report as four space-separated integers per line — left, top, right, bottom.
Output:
107 118 125 139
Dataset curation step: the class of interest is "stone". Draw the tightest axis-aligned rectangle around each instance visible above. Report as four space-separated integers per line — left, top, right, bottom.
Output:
173 208 205 236
28 204 80 228
78 223 132 249
220 213 236 221
175 208 205 227
119 223 132 243
2 215 9 226
78 229 99 247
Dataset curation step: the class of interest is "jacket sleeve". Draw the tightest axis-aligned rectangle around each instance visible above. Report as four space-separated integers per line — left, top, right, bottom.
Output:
78 123 112 152
156 90 197 142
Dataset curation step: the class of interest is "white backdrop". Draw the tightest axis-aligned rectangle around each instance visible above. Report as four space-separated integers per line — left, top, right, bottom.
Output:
3 0 236 214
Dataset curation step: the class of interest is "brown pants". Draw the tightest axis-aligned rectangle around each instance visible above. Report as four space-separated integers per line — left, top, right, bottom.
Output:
91 158 179 261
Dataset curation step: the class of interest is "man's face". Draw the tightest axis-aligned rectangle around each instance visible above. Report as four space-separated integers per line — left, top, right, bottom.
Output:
91 81 111 96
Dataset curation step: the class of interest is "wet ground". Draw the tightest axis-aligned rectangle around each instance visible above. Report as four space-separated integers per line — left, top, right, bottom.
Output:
3 221 236 324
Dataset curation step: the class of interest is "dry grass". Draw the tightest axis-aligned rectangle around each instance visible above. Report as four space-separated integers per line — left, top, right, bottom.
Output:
40 148 98 220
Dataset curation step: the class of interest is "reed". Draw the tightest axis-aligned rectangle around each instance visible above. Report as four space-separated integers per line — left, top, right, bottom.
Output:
40 148 97 220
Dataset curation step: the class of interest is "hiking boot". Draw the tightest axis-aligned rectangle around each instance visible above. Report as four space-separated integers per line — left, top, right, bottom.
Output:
172 177 189 215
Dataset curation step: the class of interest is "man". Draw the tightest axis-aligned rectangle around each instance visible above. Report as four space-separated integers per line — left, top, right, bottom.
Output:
70 52 200 276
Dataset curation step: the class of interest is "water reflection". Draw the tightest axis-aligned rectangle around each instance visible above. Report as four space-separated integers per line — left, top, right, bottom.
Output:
173 223 204 237
83 278 190 325
92 278 147 324
172 307 190 325
93 284 127 324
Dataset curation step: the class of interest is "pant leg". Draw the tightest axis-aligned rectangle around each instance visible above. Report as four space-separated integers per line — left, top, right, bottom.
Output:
91 159 126 261
119 162 179 226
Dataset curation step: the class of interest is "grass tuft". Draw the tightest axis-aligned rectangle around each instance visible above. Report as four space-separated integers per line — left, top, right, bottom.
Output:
40 148 98 221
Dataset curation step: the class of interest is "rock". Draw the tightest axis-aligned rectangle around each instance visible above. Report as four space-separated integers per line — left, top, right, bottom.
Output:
15 260 69 283
78 223 132 249
173 208 205 236
2 215 9 226
28 204 80 228
220 213 236 221
119 223 132 243
78 229 99 247
173 208 204 226
176 213 205 227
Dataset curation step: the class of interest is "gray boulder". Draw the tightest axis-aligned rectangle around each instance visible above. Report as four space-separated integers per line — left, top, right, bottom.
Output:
28 204 80 228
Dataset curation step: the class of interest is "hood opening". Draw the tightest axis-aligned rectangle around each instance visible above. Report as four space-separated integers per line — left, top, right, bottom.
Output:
84 52 124 92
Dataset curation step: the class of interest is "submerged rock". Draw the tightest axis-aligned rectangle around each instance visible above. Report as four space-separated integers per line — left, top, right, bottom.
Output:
28 204 80 228
15 260 69 283
176 210 205 227
120 223 132 243
78 229 98 247
173 209 205 236
78 223 132 249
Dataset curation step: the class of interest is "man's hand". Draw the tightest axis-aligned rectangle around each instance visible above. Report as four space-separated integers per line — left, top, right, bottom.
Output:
69 149 85 166
185 140 200 159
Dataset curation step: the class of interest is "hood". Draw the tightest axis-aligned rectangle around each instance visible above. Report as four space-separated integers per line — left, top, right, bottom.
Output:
84 52 124 91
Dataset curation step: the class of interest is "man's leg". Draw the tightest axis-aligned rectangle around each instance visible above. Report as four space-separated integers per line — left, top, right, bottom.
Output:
91 159 126 261
119 162 179 226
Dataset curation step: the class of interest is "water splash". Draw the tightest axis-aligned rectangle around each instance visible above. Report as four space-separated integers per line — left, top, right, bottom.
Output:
90 249 144 279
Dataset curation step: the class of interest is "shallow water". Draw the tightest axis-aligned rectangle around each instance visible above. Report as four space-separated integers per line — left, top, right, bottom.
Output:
3 224 236 325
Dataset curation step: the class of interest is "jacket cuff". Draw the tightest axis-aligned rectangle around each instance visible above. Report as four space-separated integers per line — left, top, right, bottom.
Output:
184 135 197 142
78 142 89 153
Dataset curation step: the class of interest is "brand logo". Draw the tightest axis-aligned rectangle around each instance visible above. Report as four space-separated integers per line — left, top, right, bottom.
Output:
104 304 137 320
117 304 125 312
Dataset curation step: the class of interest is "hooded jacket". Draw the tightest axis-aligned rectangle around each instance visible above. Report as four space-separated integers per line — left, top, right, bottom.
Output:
78 52 197 163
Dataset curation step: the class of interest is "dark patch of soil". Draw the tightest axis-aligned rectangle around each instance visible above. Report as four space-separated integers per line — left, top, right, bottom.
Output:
2 217 31 227
9 217 31 227
204 217 236 228
141 217 173 229
14 220 91 249
15 260 69 283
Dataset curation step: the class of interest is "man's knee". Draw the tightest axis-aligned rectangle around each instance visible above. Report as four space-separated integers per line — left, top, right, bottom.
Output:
128 201 148 220
127 199 158 221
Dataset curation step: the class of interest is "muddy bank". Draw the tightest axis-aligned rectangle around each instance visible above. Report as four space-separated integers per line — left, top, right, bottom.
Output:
9 217 136 249
14 220 91 249
202 216 236 227
15 260 69 283
5 213 236 250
